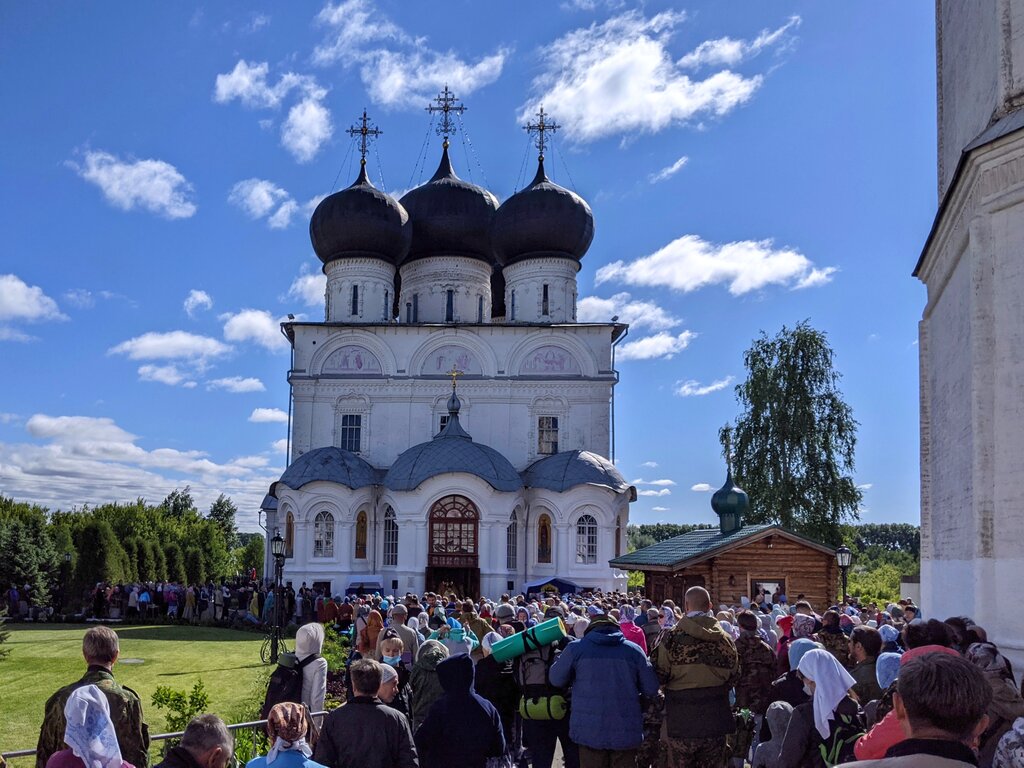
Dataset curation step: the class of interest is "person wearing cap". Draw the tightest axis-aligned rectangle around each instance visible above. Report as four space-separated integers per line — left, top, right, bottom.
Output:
494 602 516 628
376 604 421 666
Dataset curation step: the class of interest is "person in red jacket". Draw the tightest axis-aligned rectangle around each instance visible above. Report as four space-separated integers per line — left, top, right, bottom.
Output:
617 604 647 653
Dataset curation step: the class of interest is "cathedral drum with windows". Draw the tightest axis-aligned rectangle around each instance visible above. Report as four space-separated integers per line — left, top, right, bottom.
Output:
262 102 633 597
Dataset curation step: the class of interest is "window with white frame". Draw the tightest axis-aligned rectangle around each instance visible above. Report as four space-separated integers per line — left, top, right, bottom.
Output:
383 506 398 566
339 414 361 453
576 514 597 564
506 511 518 570
538 416 559 455
313 511 335 558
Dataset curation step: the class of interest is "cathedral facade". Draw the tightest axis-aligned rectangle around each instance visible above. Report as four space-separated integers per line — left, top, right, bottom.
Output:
262 111 632 598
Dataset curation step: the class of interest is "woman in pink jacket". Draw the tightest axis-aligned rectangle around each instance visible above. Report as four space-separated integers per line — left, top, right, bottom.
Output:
616 604 648 653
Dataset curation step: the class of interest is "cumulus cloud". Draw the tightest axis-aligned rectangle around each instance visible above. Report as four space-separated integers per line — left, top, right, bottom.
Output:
577 292 681 332
616 331 696 361
1 413 281 523
286 267 327 308
674 376 734 397
637 488 671 497
0 275 67 341
640 460 658 468
271 438 289 453
228 179 320 229
221 309 289 352
649 155 689 183
184 289 213 317
678 16 800 69
138 364 197 388
213 60 333 162
207 376 266 393
596 235 835 295
314 0 508 108
691 482 714 492
70 150 196 219
520 10 763 143
249 408 288 423
109 331 231 362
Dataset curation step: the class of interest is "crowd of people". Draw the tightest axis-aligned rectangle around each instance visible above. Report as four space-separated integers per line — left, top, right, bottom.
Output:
20 588 1024 768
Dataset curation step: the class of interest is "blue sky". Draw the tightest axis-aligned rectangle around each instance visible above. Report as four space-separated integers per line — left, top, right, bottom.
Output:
0 2 936 531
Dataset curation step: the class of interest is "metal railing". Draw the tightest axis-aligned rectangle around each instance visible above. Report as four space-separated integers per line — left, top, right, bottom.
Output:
2 712 329 766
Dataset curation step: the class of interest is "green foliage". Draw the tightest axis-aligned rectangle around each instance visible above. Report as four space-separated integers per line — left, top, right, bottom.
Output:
321 625 352 673
235 535 265 579
0 609 10 662
627 571 645 590
842 523 920 558
184 548 206 585
151 680 210 741
721 321 862 545
228 669 272 764
72 521 130 596
161 487 199 520
208 494 239 550
164 543 187 584
0 502 58 607
847 562 904 605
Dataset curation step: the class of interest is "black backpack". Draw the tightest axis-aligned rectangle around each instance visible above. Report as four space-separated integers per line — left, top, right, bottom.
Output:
261 652 319 718
514 643 568 720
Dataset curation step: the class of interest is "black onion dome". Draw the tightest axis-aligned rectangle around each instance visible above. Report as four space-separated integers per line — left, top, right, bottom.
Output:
309 164 411 266
492 159 594 266
398 145 500 266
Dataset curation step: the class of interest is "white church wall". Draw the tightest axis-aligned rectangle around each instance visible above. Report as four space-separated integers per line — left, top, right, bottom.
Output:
324 257 395 323
503 257 579 323
398 256 493 324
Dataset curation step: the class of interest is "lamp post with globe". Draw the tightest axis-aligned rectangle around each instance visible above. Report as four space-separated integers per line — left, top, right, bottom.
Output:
270 530 286 663
835 545 853 604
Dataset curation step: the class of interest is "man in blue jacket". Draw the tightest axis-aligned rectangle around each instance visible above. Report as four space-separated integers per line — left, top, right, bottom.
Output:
549 612 660 768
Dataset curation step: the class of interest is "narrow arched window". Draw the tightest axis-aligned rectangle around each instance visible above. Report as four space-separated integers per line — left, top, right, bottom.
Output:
576 514 597 564
542 284 550 316
383 507 398 566
445 289 454 322
285 512 295 558
537 514 552 564
350 285 359 316
314 511 335 558
355 511 367 560
506 511 518 571
615 516 622 558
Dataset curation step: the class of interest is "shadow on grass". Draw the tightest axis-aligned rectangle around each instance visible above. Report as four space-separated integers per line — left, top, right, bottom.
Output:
7 624 266 642
157 664 266 676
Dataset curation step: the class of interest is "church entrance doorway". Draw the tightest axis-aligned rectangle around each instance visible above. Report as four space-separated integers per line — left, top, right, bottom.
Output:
426 495 481 598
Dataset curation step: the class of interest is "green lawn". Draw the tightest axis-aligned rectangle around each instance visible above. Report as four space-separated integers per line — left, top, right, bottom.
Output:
0 624 269 756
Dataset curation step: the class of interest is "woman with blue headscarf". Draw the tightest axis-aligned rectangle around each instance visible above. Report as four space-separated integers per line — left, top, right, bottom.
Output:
46 685 135 768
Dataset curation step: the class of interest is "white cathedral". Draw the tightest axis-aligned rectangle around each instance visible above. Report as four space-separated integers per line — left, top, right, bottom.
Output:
261 103 633 598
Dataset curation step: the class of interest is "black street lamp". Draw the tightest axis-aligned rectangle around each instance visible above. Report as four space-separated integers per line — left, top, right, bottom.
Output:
62 552 72 614
835 545 853 604
269 530 286 663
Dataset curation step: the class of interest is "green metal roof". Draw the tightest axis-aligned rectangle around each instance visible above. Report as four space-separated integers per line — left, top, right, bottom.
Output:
610 523 777 568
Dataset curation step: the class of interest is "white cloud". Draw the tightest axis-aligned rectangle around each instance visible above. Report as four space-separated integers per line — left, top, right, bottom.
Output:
249 408 288 423
617 331 696 361
63 289 95 309
2 413 282 524
678 16 800 69
520 10 763 143
577 292 681 332
271 438 289 453
637 488 671 497
228 179 318 229
596 235 835 295
857 483 873 491
208 376 266 393
184 289 213 318
632 478 677 486
287 267 327 308
649 155 689 183
674 376 734 397
138 364 197 388
108 331 231 362
70 150 196 219
314 0 508 109
691 482 714 492
651 506 670 512
282 97 334 163
640 460 659 468
244 13 270 33
221 309 289 352
0 274 67 341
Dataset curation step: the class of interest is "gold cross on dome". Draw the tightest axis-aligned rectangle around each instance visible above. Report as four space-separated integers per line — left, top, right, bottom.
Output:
345 109 382 167
426 85 467 147
447 366 462 390
524 106 560 161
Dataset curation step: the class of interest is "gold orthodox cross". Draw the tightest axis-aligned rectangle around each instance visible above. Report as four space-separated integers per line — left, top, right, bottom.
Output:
447 366 462 390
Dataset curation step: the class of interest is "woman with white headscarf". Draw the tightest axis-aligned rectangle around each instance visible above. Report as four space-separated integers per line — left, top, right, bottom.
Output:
775 648 863 767
294 623 328 719
45 685 135 768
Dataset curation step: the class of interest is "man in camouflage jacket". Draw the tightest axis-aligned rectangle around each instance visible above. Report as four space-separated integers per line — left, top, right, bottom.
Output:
36 626 150 768
653 588 739 768
734 611 777 715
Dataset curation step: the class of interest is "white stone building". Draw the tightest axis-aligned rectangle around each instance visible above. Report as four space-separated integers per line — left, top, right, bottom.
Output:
262 139 633 598
917 1 1024 671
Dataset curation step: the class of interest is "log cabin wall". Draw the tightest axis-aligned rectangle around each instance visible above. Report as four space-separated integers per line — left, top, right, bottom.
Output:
640 535 838 611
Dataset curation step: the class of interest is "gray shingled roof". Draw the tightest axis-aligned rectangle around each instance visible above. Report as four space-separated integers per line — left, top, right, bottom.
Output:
383 410 522 492
609 523 776 568
523 450 629 493
260 494 278 511
276 446 378 492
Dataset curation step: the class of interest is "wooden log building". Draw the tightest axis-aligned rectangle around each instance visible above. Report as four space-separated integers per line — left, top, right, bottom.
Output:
610 470 839 611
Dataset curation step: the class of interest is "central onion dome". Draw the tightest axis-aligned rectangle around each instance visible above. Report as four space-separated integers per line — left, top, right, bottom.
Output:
384 389 522 492
398 144 500 266
309 164 411 265
492 158 594 266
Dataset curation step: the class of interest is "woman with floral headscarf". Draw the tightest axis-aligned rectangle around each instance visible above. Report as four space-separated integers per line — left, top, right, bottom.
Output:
246 703 324 768
45 685 135 768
